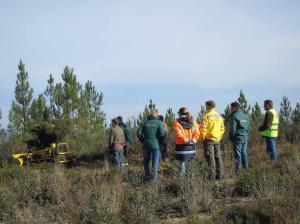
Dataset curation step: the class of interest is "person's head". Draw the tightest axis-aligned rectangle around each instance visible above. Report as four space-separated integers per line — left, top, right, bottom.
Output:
178 107 190 117
205 100 216 111
112 118 119 126
230 101 240 112
150 110 158 118
158 115 164 122
264 100 273 110
117 116 123 122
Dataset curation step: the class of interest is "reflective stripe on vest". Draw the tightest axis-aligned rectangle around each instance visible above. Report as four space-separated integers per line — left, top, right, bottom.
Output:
261 108 279 138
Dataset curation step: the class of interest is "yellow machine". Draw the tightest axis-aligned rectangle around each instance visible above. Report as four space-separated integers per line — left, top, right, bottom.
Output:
12 143 69 166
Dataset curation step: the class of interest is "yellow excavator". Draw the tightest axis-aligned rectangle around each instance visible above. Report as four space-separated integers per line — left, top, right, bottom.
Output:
12 143 69 166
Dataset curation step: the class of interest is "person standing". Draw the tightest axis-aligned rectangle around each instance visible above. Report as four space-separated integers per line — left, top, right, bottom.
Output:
173 107 200 176
108 118 126 168
137 110 165 181
259 100 279 161
158 115 169 161
229 102 250 173
200 101 225 181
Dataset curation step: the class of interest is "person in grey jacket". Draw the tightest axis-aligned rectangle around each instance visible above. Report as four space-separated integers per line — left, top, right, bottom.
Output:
108 118 126 168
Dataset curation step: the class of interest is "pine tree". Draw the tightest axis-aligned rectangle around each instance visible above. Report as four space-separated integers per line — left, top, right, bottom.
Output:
8 60 34 137
44 74 57 119
251 102 264 125
292 102 300 123
238 90 251 115
223 104 231 124
78 80 105 132
165 108 175 129
137 99 157 126
197 105 206 124
0 109 3 135
279 96 292 125
54 66 81 121
31 94 49 123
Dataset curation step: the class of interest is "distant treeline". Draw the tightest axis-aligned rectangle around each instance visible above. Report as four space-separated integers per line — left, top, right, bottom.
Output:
0 60 299 156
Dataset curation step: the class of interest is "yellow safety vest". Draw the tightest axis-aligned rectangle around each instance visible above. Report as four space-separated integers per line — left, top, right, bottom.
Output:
261 108 279 138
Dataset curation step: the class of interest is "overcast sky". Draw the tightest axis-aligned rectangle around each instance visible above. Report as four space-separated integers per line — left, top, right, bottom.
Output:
0 0 299 127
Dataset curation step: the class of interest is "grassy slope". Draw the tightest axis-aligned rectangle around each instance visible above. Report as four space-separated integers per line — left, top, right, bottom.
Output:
0 143 299 224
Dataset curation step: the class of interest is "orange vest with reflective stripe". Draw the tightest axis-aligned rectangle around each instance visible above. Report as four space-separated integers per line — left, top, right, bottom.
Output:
173 120 200 145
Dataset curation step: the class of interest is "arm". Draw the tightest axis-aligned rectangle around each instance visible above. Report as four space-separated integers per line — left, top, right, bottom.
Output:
157 122 165 141
137 125 144 142
192 122 200 143
228 115 236 141
173 122 187 143
108 129 114 149
220 117 225 138
259 111 273 131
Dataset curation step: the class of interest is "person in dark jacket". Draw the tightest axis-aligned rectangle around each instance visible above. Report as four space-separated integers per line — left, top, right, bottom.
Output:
158 115 169 161
108 118 126 168
117 116 132 165
117 116 132 147
137 110 165 181
229 102 250 172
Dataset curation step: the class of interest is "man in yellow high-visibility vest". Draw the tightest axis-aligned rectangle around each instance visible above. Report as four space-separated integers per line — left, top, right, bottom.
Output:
259 100 279 160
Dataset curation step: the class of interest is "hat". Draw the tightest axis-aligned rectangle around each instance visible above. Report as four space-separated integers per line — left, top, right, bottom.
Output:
205 100 216 108
230 102 240 108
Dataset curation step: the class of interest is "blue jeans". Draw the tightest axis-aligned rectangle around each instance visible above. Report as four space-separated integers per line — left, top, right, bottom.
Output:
143 149 160 180
265 137 278 160
233 142 248 171
113 149 124 168
179 161 186 176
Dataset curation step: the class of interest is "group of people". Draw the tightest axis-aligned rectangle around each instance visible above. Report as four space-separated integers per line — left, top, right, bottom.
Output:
108 99 279 181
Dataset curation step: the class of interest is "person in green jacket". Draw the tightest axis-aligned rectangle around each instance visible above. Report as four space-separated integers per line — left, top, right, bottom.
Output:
229 102 250 172
137 110 165 181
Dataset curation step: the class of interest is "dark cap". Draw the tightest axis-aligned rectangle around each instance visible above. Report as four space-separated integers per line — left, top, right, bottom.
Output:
205 100 216 108
230 102 240 108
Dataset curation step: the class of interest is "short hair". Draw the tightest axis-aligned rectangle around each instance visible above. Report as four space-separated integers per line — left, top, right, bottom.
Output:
178 107 189 116
205 100 216 108
150 110 158 117
158 115 164 121
264 100 273 107
117 116 123 122
230 102 240 108
112 118 119 125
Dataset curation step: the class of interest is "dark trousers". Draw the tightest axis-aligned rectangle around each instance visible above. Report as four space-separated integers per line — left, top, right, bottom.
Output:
203 141 223 181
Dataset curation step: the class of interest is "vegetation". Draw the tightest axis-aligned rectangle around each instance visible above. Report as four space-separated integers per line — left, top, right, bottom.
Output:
0 60 299 223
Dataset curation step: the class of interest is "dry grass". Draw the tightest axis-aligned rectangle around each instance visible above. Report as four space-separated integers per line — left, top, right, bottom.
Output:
0 143 299 223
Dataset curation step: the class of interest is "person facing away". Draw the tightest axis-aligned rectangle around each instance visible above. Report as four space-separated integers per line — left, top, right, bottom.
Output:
259 100 279 161
108 118 126 168
200 100 225 181
173 107 200 176
158 115 170 161
117 116 132 147
229 102 250 173
137 110 165 181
